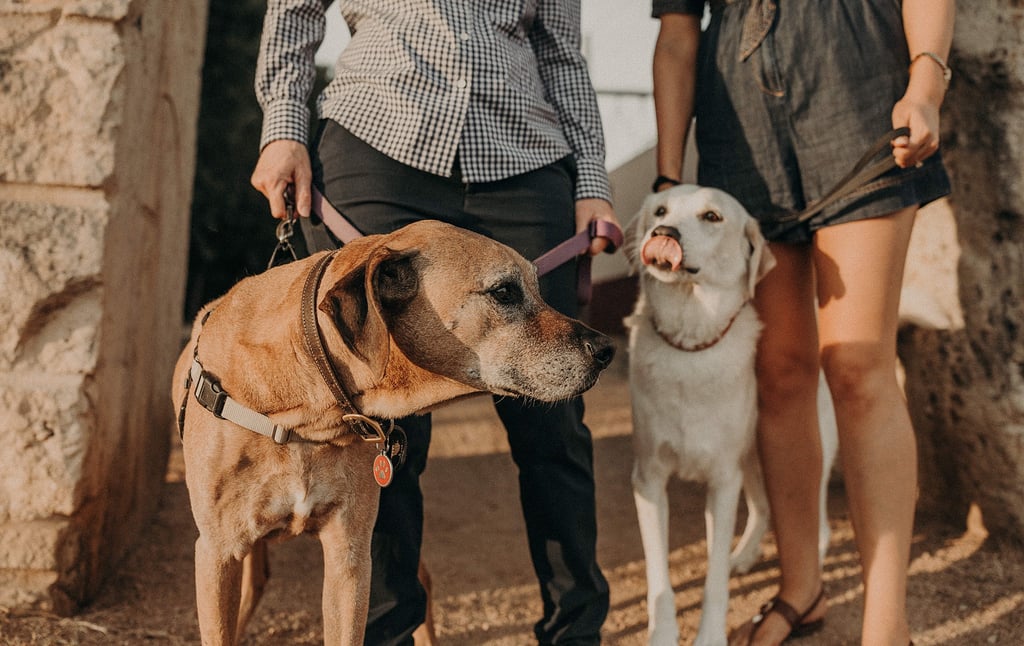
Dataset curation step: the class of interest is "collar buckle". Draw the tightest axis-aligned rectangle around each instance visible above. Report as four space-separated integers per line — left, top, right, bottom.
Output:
194 372 227 417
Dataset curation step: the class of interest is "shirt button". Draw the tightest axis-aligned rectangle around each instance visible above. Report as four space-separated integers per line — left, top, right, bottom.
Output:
455 78 468 89
460 31 471 41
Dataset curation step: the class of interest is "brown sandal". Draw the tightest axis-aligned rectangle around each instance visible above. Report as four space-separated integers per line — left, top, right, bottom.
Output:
744 588 826 645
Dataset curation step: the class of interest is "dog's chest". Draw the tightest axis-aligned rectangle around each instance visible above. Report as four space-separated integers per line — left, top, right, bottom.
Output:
627 317 759 480
253 442 379 538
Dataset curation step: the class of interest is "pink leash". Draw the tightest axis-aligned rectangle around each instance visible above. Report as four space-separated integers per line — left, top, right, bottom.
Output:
311 185 623 305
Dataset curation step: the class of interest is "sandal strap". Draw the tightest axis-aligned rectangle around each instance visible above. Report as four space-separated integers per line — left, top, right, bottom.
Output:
751 587 826 630
752 597 801 630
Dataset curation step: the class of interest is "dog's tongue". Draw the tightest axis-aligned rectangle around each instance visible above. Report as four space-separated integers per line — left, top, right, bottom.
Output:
641 236 684 271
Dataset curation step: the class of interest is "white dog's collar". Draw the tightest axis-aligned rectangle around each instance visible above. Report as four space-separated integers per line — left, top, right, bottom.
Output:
655 303 747 352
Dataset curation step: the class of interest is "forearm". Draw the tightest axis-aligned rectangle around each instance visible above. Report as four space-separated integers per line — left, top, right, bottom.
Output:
255 0 330 150
890 0 955 167
531 0 612 203
653 13 700 187
902 0 955 107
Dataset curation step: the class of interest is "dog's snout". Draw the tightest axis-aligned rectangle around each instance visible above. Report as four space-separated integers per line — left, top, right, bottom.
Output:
584 334 616 369
651 225 681 241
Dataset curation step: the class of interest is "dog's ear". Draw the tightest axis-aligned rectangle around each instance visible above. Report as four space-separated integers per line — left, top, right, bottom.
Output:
745 216 777 298
370 248 420 310
320 247 418 380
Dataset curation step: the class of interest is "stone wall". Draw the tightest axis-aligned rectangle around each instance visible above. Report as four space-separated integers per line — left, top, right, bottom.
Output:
0 0 207 612
902 3 1024 542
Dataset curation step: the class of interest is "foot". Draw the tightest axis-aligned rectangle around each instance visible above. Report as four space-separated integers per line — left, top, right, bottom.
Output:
728 588 827 646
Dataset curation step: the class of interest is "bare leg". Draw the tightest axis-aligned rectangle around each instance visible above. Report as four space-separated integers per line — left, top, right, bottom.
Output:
731 243 825 646
815 207 917 646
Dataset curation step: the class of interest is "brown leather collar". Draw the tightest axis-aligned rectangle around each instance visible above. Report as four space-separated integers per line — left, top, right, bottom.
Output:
654 304 746 353
300 251 388 442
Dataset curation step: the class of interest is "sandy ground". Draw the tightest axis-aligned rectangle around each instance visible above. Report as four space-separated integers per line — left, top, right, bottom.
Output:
2 340 1023 645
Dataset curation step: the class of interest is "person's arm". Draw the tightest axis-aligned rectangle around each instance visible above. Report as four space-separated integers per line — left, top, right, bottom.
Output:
652 12 701 191
530 0 619 254
891 0 955 168
250 0 331 218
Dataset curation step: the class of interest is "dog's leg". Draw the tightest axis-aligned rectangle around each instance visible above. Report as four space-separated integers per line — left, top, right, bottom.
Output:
195 534 244 646
817 372 839 563
412 559 438 646
235 538 271 642
632 466 678 646
730 451 769 574
696 475 743 646
320 501 377 646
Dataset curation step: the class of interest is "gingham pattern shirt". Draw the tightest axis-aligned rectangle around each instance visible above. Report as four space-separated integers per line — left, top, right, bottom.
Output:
256 0 612 203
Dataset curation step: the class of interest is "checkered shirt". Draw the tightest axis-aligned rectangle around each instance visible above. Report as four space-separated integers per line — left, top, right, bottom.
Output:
256 0 612 202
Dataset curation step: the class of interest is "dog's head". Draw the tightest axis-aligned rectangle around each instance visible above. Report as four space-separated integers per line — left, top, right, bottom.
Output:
624 185 775 297
320 221 614 407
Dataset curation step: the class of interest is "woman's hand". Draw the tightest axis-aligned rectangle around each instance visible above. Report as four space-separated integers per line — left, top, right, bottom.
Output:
890 91 941 169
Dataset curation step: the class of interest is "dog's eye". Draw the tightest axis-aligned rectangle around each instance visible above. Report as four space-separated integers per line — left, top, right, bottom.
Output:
488 282 523 306
700 210 723 223
654 206 667 217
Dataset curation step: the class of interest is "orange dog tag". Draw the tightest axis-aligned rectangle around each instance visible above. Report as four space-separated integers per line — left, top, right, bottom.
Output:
373 453 393 487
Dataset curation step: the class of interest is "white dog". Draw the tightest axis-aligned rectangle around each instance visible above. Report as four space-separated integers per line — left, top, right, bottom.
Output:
624 185 837 646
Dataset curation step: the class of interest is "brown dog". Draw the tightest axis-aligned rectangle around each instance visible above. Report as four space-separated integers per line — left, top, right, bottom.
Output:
172 220 614 646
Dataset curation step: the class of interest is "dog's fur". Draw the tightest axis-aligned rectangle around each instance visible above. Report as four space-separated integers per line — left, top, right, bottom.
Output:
624 185 836 646
173 220 614 646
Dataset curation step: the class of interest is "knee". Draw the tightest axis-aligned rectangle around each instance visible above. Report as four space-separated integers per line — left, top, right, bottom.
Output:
756 346 819 409
820 344 894 414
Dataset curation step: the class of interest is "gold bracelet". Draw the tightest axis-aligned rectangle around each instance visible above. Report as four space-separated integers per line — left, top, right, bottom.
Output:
911 51 951 86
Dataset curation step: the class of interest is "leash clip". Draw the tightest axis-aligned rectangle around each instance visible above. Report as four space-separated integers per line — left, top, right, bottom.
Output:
267 185 299 269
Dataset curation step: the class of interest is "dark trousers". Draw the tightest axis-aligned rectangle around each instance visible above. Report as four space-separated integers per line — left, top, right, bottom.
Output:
311 120 609 645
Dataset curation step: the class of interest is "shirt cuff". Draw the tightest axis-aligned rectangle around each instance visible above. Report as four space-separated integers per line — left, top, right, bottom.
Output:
574 157 613 204
259 99 312 151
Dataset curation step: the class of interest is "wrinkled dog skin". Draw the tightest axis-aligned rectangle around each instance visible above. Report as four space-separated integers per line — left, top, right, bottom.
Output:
173 220 615 646
624 185 835 646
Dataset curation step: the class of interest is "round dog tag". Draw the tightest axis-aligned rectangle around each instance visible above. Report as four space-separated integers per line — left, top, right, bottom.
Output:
373 453 394 487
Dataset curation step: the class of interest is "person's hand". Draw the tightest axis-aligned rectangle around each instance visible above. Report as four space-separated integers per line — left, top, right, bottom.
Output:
890 96 941 169
250 139 313 219
890 59 946 169
574 198 620 255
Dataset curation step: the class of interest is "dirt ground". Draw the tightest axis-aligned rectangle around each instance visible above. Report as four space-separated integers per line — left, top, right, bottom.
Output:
2 341 1023 645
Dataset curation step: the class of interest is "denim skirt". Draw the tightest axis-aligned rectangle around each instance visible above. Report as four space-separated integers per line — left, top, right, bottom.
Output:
695 0 951 243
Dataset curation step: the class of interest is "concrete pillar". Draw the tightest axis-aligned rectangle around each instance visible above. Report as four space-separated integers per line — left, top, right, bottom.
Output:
0 0 207 612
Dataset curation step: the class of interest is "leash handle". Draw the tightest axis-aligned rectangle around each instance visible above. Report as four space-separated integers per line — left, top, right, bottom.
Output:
533 219 624 277
773 126 910 236
533 219 624 306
